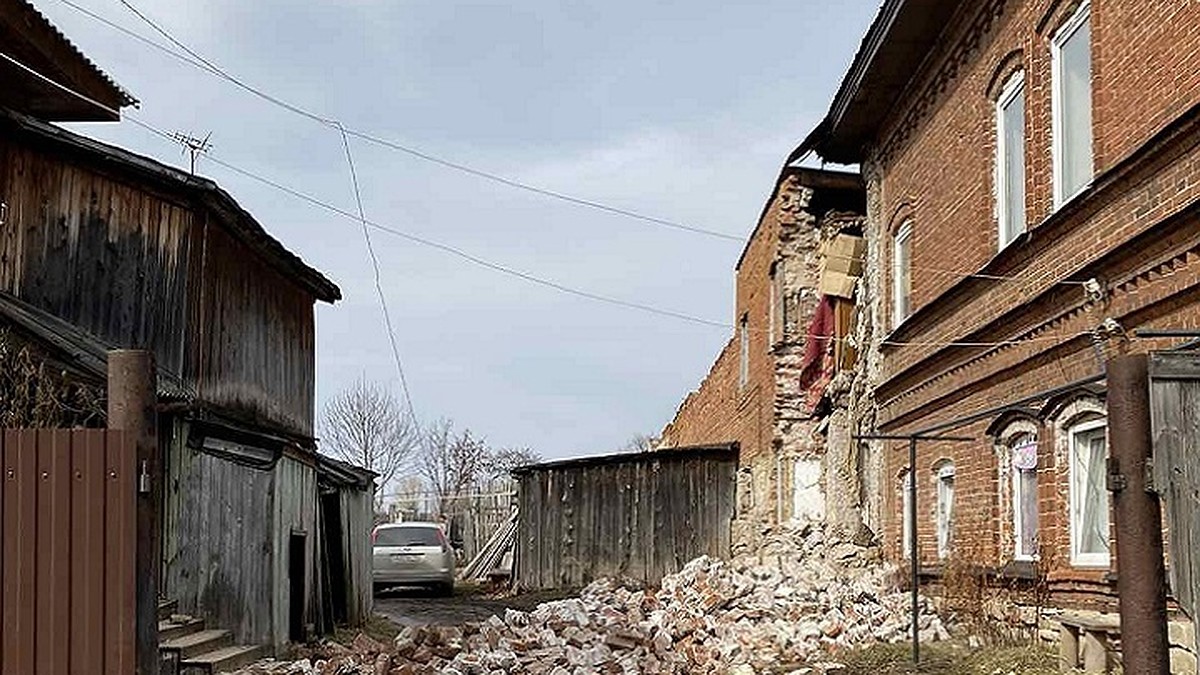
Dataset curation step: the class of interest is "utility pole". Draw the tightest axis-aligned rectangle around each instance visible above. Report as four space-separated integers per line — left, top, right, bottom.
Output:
1107 354 1170 674
853 432 973 665
107 350 160 675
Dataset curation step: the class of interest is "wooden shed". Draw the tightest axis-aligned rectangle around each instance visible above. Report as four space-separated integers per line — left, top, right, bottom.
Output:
513 443 738 591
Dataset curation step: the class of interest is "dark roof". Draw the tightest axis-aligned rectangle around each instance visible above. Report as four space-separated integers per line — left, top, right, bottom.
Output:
0 288 192 400
1 108 342 302
0 0 135 121
510 443 738 475
317 454 378 490
791 0 963 165
734 165 864 270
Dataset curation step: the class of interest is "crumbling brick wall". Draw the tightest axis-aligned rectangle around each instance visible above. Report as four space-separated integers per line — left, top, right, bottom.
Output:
661 169 867 548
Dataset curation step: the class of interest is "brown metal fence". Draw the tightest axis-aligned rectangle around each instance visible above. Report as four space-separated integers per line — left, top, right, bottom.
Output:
1 429 136 675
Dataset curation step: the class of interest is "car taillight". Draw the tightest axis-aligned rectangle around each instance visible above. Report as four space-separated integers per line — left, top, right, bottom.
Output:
437 529 449 550
371 527 378 544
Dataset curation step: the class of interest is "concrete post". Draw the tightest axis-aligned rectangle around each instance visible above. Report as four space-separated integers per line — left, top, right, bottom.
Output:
107 350 159 675
1108 354 1170 675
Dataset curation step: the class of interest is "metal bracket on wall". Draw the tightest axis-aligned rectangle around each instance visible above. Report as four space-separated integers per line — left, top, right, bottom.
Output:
1107 456 1127 493
0 201 7 226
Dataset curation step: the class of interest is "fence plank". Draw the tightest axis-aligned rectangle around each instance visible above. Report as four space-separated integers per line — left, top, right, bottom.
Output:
71 431 107 674
3 430 37 675
104 431 136 675
35 429 72 674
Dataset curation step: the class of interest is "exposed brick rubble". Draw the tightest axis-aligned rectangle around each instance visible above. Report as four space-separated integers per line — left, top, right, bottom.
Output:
232 523 947 675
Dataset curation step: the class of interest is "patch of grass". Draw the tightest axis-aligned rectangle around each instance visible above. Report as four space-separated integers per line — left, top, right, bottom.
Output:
832 641 1058 675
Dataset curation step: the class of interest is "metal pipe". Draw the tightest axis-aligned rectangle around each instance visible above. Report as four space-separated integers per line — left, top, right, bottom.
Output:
1107 354 1170 674
909 435 919 665
107 350 160 675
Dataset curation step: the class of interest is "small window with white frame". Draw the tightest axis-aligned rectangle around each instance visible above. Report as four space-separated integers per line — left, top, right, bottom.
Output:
1009 434 1039 560
996 71 1026 248
934 460 955 559
1069 417 1110 567
892 221 912 328
1052 0 1093 206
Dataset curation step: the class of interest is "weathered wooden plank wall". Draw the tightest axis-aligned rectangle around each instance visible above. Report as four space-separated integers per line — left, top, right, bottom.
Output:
186 221 317 436
1149 351 1200 650
340 486 374 626
514 446 737 591
0 128 320 437
272 455 317 648
161 420 276 646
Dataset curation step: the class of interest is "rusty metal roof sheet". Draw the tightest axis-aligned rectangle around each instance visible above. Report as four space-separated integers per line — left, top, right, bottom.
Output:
1 108 342 302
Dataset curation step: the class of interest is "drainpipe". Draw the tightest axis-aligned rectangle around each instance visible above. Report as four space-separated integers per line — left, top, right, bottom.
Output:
1107 354 1170 675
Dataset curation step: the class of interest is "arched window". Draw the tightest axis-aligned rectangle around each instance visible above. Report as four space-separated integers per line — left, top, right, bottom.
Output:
1045 394 1109 567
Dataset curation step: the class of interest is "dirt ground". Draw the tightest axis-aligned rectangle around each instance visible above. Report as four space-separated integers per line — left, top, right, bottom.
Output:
371 582 573 629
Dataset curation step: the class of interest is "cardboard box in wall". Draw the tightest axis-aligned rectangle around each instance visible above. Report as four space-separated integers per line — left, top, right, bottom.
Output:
820 234 866 277
819 271 858 299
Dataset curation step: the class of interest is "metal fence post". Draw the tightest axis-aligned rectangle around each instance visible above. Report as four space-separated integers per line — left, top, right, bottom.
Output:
1108 353 1170 674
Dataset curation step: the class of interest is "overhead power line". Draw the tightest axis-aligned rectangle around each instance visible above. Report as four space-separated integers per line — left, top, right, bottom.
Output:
60 0 743 243
336 123 418 420
0 50 1103 351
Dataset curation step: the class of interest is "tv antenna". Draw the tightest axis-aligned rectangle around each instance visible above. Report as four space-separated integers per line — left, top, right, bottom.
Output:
171 131 212 174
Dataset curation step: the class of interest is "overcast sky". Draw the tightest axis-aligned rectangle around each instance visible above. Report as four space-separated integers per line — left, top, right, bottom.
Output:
38 0 877 460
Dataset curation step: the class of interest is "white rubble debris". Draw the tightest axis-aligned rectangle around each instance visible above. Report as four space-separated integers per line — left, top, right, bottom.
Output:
231 522 948 675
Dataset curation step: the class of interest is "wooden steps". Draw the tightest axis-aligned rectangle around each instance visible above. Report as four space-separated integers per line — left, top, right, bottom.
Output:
158 601 269 674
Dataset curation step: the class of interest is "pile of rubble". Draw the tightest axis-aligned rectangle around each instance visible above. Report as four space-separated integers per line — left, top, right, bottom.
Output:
233 523 948 675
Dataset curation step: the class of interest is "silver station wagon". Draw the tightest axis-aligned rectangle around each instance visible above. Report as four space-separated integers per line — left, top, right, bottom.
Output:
372 522 455 596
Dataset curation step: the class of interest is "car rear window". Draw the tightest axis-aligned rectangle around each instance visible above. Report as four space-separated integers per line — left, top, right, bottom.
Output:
375 526 441 547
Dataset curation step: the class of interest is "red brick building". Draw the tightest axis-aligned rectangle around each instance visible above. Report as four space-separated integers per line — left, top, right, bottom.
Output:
660 167 867 543
798 0 1200 623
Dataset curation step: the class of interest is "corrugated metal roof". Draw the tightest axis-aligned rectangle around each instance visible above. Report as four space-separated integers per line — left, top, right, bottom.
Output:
6 0 136 108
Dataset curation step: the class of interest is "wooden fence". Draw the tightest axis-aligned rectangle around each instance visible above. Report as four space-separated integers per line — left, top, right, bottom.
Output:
513 444 738 591
1 429 136 675
1150 351 1200 650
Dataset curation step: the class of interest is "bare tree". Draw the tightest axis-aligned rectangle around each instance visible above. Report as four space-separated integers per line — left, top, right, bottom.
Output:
620 433 660 453
320 378 419 508
417 419 489 516
481 446 542 488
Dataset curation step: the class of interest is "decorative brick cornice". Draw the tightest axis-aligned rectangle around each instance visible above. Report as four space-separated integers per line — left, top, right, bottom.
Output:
874 0 1010 171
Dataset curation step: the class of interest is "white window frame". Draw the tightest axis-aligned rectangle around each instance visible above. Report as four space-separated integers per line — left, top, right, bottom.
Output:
1068 418 1110 567
935 462 955 560
901 469 913 556
1051 0 1093 207
1009 434 1039 561
738 314 749 389
892 221 913 329
995 71 1026 249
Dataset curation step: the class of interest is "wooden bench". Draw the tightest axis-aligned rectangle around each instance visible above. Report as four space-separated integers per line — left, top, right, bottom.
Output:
1057 612 1121 673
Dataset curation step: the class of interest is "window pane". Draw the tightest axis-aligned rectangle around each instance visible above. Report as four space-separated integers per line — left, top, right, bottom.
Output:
1001 89 1026 243
901 472 913 554
375 526 441 547
1060 16 1093 198
1080 433 1109 554
1017 468 1038 557
937 471 954 558
894 227 911 324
